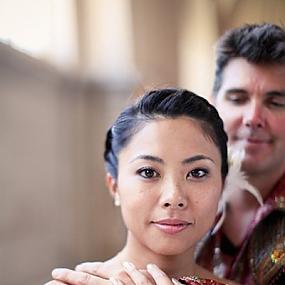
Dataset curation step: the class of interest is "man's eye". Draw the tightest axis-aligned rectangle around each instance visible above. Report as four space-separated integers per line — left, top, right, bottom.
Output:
226 94 247 104
186 168 208 179
137 168 159 179
268 98 285 108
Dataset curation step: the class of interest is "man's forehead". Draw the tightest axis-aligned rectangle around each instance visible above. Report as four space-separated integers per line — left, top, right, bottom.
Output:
218 59 285 93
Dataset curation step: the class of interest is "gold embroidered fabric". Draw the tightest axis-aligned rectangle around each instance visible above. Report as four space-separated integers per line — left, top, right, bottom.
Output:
179 276 228 285
249 210 285 285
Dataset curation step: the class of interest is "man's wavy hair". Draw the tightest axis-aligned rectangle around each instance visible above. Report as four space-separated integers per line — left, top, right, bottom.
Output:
213 23 285 95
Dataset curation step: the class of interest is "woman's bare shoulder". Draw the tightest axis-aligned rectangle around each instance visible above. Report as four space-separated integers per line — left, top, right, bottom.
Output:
75 253 124 278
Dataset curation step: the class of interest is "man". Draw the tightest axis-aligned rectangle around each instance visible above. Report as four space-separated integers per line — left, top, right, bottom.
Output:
46 23 285 285
196 23 285 285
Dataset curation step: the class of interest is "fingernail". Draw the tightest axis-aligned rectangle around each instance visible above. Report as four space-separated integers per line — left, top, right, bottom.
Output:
147 264 165 277
172 278 181 285
109 277 119 285
75 264 83 271
52 268 66 278
122 261 135 271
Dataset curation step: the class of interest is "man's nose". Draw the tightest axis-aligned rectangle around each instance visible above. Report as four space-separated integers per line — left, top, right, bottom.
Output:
243 101 266 129
160 180 188 209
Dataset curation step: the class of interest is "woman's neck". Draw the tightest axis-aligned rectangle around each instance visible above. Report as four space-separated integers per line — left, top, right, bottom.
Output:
115 234 197 278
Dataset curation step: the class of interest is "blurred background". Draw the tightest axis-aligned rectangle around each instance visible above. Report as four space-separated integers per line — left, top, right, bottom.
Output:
1 0 285 284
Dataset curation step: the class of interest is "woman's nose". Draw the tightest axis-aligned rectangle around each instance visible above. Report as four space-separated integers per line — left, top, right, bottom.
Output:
163 200 186 209
160 181 188 209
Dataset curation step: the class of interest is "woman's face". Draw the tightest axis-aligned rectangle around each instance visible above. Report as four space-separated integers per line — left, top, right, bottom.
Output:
110 117 222 256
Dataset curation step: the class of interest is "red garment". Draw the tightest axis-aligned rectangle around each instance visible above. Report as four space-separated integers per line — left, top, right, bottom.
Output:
196 174 285 285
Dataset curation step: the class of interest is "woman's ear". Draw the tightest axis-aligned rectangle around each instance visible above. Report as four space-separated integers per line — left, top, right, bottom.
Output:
106 173 120 206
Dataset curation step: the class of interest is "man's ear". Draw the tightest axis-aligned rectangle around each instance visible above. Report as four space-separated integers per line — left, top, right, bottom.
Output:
106 172 117 198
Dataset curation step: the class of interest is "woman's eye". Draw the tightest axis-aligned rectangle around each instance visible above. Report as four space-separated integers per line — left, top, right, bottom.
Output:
186 168 208 179
137 168 159 179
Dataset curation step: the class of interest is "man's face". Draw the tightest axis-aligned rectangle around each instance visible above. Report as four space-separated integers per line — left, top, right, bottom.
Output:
215 58 285 178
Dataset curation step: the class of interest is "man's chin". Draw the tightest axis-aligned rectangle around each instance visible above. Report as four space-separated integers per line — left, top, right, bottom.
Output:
241 156 268 175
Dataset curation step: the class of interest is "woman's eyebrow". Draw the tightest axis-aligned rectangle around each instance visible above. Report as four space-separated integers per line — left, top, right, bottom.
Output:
129 155 164 164
182 155 215 164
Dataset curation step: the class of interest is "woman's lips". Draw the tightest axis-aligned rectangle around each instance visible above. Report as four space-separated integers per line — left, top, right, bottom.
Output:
151 219 192 234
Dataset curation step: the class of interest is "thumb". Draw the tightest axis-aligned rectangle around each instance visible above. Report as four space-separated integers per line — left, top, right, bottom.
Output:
76 262 106 277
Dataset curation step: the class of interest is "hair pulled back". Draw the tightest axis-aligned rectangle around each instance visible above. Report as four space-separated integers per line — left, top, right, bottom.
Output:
104 88 228 180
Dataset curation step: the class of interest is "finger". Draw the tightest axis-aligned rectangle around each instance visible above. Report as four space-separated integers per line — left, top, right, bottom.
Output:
52 268 111 285
146 264 173 285
123 262 153 285
43 281 68 285
76 261 133 285
111 270 134 285
75 262 104 275
109 277 125 285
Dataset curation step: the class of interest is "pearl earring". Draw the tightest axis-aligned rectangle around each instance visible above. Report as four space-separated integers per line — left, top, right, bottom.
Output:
114 193 121 206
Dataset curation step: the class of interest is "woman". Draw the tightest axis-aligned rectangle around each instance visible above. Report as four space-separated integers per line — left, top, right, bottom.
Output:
46 88 237 285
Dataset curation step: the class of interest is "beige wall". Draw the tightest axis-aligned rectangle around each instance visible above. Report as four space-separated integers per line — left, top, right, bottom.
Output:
0 43 129 285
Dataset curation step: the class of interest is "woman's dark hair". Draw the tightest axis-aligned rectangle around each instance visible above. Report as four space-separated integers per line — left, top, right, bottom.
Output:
213 23 285 95
104 88 228 181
